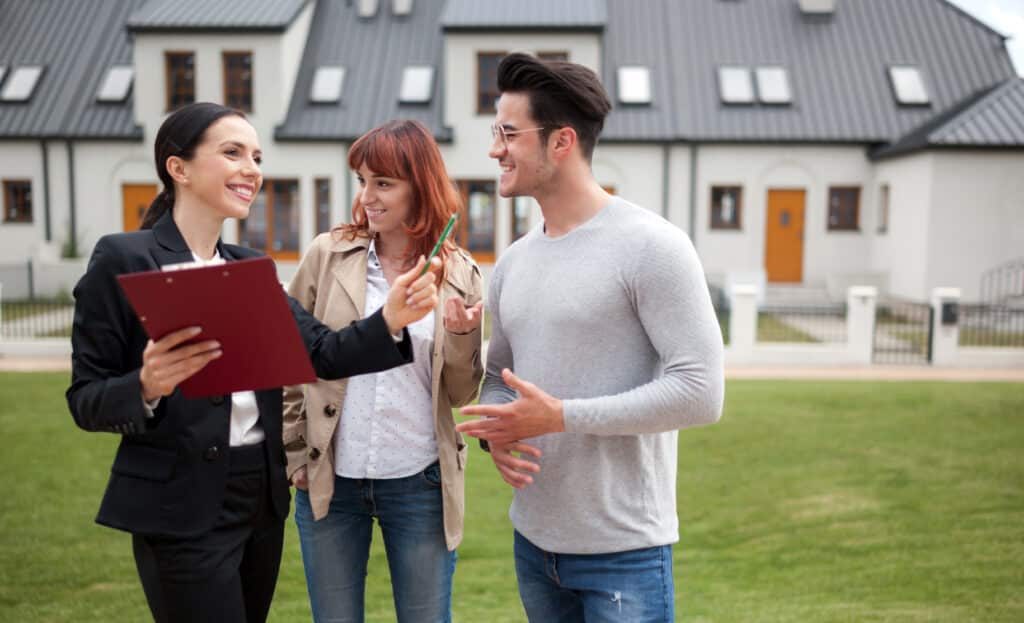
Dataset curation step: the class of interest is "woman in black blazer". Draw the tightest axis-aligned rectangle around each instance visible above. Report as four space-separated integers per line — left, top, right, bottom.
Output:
66 102 440 623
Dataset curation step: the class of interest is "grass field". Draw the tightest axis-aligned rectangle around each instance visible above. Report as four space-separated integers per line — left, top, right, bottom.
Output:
1 373 1022 622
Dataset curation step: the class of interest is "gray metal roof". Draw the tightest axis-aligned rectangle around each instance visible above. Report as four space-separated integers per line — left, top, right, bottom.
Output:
127 0 309 32
275 0 450 141
0 0 144 139
441 0 607 31
601 0 1018 143
872 78 1024 159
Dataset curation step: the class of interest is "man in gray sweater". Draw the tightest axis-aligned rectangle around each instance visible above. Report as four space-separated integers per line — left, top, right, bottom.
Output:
457 53 724 622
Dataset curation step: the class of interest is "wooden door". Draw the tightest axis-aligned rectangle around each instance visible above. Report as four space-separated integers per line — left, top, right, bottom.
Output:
122 184 157 231
764 189 805 283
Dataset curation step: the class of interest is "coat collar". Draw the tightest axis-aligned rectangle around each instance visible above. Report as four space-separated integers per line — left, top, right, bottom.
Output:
150 209 234 266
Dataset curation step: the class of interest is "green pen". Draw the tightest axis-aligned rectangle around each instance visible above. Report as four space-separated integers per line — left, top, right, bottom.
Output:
420 213 458 276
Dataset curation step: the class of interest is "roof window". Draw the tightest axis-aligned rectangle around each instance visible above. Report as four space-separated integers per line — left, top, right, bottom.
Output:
718 66 753 104
399 66 434 104
889 66 930 105
1 66 44 102
310 66 345 103
755 67 791 104
617 66 651 105
97 66 134 102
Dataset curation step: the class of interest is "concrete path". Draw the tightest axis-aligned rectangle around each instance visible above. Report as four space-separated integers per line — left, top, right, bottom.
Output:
2 354 1021 382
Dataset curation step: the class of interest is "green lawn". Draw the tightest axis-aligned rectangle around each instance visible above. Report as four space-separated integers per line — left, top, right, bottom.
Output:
1 373 1022 622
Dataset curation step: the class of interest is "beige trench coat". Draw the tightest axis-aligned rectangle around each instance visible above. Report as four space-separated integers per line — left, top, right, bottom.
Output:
282 232 483 550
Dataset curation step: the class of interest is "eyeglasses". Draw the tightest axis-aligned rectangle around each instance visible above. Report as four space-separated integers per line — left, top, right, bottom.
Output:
490 123 546 147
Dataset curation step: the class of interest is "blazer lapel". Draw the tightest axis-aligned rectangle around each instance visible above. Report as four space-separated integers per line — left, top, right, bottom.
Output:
149 210 196 267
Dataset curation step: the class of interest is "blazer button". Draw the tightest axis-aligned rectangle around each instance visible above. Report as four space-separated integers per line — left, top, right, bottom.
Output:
324 404 338 417
309 447 321 460
210 395 225 406
204 445 221 461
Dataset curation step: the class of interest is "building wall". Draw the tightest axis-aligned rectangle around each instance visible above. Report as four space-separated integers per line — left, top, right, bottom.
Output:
926 150 1024 301
0 142 46 260
73 143 152 250
872 154 934 300
132 4 314 151
694 144 873 287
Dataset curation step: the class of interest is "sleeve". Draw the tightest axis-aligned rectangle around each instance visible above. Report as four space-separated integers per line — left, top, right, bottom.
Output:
477 262 518 406
561 228 725 436
282 238 321 478
440 260 485 407
65 237 157 436
291 300 413 380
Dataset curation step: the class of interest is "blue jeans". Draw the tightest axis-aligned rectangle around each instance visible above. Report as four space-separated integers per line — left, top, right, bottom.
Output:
514 531 674 623
294 462 456 623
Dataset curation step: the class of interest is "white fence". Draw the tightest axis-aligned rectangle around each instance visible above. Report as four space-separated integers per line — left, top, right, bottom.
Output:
724 286 1024 368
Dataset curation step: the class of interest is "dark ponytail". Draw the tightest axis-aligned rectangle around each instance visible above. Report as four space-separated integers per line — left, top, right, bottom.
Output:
140 102 246 230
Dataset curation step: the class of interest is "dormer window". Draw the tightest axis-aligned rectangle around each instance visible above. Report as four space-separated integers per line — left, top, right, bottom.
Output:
310 66 345 103
617 66 651 105
718 66 753 104
97 66 134 103
755 67 791 105
888 66 930 105
399 66 434 104
1 66 44 102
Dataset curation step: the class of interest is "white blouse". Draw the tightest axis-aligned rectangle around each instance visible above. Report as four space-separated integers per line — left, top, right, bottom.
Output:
334 241 436 479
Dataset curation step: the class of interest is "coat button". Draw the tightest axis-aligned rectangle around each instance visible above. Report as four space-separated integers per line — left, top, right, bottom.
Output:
210 395 225 406
309 447 321 460
324 404 337 417
204 445 221 461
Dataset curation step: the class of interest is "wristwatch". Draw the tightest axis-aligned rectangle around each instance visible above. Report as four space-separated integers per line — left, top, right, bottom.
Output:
479 439 490 453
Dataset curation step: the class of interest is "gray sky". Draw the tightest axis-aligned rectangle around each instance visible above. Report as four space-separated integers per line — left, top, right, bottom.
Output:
946 0 1024 75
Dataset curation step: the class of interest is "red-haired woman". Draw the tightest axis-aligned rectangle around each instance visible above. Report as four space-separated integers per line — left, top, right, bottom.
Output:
283 119 484 622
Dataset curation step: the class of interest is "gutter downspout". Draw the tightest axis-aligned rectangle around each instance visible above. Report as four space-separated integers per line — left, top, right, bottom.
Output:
66 141 78 258
661 143 670 219
688 143 698 251
40 141 52 242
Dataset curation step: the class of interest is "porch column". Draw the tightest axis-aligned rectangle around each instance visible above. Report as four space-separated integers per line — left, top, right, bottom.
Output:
930 287 961 366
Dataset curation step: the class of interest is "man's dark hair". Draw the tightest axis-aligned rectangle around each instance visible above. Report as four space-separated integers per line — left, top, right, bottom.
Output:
497 53 612 162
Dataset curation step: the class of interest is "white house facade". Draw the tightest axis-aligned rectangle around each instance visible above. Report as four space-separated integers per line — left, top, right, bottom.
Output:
1 0 1022 302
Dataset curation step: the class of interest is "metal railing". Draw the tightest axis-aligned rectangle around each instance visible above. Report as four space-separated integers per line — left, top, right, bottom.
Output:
756 303 847 343
958 303 1024 348
1 297 75 339
980 258 1024 306
707 283 730 345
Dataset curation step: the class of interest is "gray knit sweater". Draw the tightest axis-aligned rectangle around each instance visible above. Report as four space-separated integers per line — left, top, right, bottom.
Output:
480 197 724 554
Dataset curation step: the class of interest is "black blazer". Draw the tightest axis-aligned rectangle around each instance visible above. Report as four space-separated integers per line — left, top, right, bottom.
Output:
66 211 412 538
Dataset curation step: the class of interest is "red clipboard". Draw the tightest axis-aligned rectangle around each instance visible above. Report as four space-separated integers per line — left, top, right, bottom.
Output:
117 256 316 398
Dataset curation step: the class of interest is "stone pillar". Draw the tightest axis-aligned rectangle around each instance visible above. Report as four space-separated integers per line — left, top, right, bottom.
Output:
846 286 877 365
930 287 961 366
729 284 758 360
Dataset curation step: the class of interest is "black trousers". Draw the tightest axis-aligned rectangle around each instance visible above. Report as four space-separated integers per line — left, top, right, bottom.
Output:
132 443 285 623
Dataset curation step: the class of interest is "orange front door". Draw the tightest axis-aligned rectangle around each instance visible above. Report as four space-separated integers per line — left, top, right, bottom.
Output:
122 184 158 231
764 189 805 283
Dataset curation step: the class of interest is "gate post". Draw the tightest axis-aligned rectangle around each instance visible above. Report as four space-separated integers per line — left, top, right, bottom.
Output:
847 286 877 364
728 284 758 362
930 287 961 366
